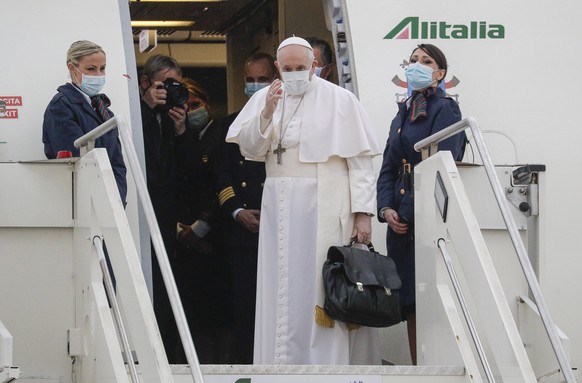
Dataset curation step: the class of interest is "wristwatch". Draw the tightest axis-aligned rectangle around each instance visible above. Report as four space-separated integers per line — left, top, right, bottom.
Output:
379 207 389 220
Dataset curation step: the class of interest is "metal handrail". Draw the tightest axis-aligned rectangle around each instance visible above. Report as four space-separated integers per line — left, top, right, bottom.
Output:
413 118 473 154
415 117 576 383
74 118 119 155
437 239 496 383
93 236 140 383
75 116 205 383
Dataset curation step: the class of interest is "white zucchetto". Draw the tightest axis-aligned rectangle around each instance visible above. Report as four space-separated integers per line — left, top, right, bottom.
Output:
277 36 313 52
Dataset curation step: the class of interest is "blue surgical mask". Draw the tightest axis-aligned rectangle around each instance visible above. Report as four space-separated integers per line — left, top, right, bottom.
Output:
187 106 210 129
405 62 436 91
75 66 106 96
244 82 270 98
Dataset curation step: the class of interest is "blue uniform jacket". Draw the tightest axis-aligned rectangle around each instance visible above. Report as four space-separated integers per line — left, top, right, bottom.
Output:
376 87 465 308
377 87 465 222
42 83 127 204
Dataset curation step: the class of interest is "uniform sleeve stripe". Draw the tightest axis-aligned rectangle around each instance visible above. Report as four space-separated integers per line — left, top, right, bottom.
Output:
218 187 236 206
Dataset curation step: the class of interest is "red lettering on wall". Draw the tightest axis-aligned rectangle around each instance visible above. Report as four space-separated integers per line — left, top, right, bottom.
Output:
0 109 19 119
0 97 23 106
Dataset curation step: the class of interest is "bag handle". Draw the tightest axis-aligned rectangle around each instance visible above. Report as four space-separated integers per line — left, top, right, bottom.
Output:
348 239 375 253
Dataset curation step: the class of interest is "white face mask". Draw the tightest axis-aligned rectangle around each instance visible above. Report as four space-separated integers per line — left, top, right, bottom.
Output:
281 70 311 95
74 66 106 96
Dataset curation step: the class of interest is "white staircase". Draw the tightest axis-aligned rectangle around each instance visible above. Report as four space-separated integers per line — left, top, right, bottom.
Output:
0 117 575 382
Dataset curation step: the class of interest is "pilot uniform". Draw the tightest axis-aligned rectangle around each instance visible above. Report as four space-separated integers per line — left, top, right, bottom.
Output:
214 112 266 363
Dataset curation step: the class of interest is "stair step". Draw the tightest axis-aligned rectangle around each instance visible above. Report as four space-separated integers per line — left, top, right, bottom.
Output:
167 364 467 383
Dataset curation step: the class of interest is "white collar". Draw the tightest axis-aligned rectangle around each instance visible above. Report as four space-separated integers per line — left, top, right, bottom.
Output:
71 82 91 104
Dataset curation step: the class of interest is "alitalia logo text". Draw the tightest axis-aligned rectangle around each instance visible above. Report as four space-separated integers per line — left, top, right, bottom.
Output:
385 16 505 40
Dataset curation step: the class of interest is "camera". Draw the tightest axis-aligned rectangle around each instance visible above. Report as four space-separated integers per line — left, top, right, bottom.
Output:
158 77 189 111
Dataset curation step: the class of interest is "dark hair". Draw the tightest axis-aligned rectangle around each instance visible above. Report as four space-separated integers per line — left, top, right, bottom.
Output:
411 44 448 83
141 54 182 80
182 77 209 105
245 52 278 80
305 37 333 65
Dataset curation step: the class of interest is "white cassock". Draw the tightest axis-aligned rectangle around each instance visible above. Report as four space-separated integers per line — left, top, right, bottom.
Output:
226 76 382 365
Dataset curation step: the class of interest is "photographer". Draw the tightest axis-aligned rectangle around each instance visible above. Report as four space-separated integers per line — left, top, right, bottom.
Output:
138 54 190 363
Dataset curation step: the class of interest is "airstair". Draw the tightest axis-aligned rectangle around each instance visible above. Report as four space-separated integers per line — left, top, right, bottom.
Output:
0 116 576 382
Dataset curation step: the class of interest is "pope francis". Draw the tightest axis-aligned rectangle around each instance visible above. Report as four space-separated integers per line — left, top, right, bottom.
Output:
226 36 382 365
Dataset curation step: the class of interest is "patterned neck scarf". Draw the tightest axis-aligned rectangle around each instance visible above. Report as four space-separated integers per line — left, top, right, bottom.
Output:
90 94 112 122
409 86 437 122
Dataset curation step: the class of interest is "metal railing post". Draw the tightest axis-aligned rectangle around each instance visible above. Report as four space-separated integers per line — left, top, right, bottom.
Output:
75 116 205 383
437 239 496 383
93 236 140 383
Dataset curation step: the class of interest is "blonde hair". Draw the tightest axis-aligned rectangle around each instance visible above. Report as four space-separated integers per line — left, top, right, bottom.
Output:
66 40 105 66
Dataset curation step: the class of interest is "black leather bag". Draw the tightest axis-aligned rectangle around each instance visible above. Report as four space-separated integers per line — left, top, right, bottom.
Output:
323 243 402 327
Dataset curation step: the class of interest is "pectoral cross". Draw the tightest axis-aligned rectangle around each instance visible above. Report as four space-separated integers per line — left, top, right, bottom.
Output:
274 142 286 165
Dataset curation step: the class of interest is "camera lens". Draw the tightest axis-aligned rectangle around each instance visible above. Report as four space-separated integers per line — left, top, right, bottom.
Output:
160 78 189 110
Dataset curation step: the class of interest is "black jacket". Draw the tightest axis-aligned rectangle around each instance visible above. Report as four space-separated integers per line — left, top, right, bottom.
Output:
176 119 224 240
214 112 266 248
141 100 190 255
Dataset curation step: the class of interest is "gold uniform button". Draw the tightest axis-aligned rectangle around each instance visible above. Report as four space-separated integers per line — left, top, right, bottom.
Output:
241 182 247 188
400 188 405 195
239 161 244 166
402 159 407 164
